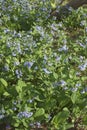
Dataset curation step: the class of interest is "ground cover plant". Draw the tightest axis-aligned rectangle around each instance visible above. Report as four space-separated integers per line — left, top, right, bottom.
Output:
0 0 87 130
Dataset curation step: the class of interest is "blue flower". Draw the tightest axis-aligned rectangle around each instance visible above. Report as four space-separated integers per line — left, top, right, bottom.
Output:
24 61 33 69
6 42 11 48
6 124 11 130
53 80 66 87
4 65 9 71
58 44 68 52
43 68 51 74
35 122 41 128
80 20 86 26
56 56 61 62
85 27 87 32
15 69 22 78
4 29 10 34
79 42 85 48
14 61 20 66
27 99 33 103
78 61 87 71
17 111 33 118
0 114 4 119
17 43 22 54
12 51 17 57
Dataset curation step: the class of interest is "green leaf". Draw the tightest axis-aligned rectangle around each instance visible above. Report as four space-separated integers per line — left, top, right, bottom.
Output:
66 124 74 129
16 80 26 93
52 107 69 125
53 72 58 79
0 78 8 87
71 92 77 104
34 108 45 117
14 123 19 127
16 85 22 93
3 91 10 96
18 80 26 87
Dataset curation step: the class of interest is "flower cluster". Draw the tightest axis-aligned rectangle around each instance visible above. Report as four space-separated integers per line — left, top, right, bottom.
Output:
17 111 33 118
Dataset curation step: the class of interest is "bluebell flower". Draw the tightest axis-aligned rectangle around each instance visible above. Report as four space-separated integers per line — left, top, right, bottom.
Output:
4 65 9 71
43 68 51 74
17 111 33 118
12 107 17 111
17 43 22 54
4 29 10 34
76 83 81 87
0 114 4 119
51 24 58 31
85 27 87 32
76 72 81 76
0 54 3 57
29 123 34 127
35 122 41 128
6 42 11 48
6 124 11 130
58 22 63 27
34 66 38 70
44 55 48 60
27 99 33 103
53 80 66 87
17 33 22 38
82 87 87 93
12 51 16 57
56 56 61 62
79 56 84 62
71 87 78 92
80 20 86 26
36 26 42 31
12 0 17 2
14 61 20 66
58 44 68 52
59 80 66 86
78 64 86 71
15 69 22 78
24 61 33 69
78 42 85 48
78 61 87 71
62 39 67 44
48 114 52 121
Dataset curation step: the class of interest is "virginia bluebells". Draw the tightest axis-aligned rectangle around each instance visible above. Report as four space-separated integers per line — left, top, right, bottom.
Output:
6 124 11 130
78 61 87 71
4 64 9 71
14 61 20 66
0 114 4 119
53 80 67 87
15 69 22 78
43 68 51 74
24 61 33 69
58 44 68 52
17 111 33 118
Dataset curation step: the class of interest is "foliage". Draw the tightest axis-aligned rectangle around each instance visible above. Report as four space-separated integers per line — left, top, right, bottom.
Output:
0 0 87 130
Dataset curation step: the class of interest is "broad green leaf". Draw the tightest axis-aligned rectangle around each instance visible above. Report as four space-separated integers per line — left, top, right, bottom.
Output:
16 85 22 93
3 91 10 96
71 92 77 104
34 108 45 117
14 123 19 127
52 107 69 125
18 80 26 87
0 78 8 87
16 80 26 93
53 72 58 79
51 2 56 9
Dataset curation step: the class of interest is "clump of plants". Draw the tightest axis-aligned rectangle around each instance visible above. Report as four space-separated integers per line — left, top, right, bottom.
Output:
0 0 87 130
